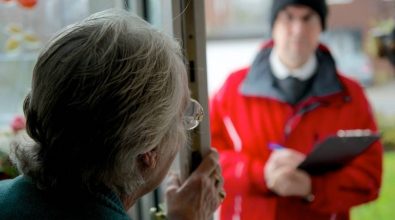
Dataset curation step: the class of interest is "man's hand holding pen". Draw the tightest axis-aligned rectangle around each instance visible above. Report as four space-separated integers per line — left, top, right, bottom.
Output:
264 143 312 198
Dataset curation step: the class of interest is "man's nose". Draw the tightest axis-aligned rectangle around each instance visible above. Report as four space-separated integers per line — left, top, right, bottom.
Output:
290 20 306 36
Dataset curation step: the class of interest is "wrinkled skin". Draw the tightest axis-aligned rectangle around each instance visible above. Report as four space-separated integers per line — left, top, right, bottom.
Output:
166 149 224 220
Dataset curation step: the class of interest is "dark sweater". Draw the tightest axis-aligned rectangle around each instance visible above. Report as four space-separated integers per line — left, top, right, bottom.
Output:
0 175 131 220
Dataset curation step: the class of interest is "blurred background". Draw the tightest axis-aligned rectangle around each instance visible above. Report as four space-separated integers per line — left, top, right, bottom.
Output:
205 2 395 218
0 0 394 219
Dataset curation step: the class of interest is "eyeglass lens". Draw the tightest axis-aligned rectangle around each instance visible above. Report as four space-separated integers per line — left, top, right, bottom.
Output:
184 99 204 130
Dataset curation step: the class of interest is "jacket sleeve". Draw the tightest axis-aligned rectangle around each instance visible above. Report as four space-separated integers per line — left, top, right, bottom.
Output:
308 88 383 213
210 82 271 196
210 89 249 195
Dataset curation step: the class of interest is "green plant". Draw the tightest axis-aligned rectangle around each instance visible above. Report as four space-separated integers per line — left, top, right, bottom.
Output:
351 152 395 219
0 149 18 179
0 115 25 179
366 18 395 57
376 114 395 151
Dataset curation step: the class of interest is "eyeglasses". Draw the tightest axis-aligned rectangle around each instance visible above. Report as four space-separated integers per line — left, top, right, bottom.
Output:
183 98 204 130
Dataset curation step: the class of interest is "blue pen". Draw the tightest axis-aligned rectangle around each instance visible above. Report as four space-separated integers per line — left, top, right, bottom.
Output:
268 142 285 150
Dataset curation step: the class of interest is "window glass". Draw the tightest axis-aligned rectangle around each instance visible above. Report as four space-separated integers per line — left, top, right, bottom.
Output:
0 0 125 128
205 1 395 218
205 0 271 39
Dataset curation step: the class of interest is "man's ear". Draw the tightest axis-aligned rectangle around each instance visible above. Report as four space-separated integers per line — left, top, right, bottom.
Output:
137 148 158 170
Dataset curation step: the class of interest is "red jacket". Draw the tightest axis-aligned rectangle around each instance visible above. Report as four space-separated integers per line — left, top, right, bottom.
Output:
210 42 382 220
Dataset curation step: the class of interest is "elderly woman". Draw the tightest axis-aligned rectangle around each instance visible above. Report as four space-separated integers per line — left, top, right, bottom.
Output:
0 9 224 220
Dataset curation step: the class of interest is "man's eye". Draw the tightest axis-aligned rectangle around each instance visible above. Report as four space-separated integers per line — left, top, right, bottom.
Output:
286 13 293 21
303 14 313 22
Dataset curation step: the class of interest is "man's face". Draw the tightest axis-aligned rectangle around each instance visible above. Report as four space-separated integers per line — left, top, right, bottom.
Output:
272 5 322 69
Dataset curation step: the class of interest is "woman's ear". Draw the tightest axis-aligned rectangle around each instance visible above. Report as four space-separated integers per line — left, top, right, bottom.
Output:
137 148 158 170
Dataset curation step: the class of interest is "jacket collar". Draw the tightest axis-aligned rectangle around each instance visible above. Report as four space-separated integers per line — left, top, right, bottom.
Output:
270 47 317 81
240 41 344 103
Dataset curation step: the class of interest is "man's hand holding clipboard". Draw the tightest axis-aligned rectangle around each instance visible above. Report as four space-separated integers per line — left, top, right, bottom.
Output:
297 129 381 175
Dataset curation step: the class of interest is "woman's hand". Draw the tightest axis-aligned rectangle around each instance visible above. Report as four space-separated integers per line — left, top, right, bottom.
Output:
165 148 225 220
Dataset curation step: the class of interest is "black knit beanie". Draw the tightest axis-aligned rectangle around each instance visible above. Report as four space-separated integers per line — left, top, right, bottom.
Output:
270 0 328 30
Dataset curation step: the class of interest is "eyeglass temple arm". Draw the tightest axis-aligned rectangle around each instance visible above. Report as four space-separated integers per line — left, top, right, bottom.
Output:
173 0 211 182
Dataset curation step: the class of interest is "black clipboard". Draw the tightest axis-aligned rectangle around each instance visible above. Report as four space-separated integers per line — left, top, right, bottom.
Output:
297 130 380 175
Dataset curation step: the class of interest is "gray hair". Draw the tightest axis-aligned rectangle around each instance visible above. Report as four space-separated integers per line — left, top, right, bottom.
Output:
11 9 189 196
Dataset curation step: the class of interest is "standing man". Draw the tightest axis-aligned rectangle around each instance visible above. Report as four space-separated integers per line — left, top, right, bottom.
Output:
210 0 383 219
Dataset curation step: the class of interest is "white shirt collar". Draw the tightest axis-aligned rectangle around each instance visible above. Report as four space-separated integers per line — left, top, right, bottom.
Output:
269 48 317 81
